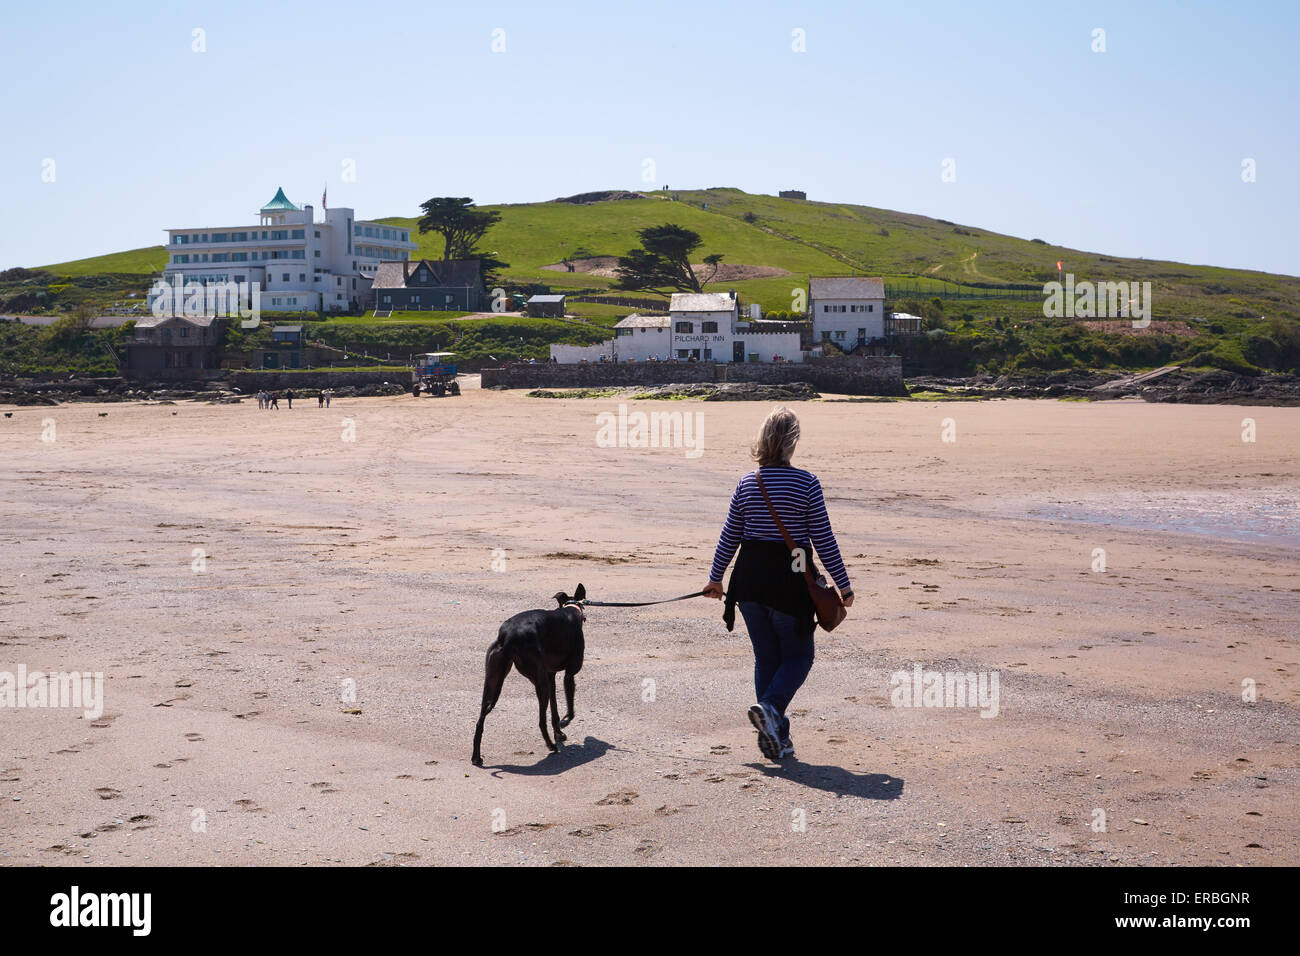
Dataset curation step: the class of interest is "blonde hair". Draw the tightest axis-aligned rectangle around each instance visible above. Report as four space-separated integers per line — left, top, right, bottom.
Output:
751 406 800 466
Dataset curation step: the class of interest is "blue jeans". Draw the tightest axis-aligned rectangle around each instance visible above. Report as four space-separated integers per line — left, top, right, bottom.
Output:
738 601 815 739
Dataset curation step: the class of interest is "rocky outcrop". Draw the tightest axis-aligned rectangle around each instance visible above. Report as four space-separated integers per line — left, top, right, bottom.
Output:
903 370 1300 405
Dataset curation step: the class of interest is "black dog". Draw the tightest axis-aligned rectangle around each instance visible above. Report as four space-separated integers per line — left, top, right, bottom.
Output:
471 584 586 767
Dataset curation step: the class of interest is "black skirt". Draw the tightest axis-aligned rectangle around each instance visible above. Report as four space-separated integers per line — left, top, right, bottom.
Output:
723 539 816 632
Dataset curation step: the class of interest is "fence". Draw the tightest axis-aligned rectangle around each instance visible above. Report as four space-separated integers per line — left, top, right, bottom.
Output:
884 281 1043 302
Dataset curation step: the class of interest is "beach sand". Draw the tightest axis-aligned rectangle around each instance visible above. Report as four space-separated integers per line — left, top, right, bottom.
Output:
1 387 1297 866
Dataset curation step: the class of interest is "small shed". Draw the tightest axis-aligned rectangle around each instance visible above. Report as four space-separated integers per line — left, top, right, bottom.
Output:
272 324 305 347
525 294 567 318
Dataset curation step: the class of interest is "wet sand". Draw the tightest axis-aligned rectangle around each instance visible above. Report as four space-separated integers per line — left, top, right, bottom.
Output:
1 389 1297 866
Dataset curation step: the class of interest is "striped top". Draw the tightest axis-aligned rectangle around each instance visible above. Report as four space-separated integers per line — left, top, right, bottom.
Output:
709 465 851 592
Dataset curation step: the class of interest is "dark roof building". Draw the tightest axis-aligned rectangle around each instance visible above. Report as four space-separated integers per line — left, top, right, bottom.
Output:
369 259 485 312
525 293 566 317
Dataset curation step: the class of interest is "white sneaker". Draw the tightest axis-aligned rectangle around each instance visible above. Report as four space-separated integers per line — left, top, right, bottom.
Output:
747 703 781 760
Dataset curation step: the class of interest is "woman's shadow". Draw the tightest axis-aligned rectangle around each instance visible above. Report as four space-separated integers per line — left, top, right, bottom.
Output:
746 759 903 800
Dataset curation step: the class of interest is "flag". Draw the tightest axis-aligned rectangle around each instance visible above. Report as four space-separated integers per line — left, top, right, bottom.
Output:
322 184 327 209
1056 260 1063 271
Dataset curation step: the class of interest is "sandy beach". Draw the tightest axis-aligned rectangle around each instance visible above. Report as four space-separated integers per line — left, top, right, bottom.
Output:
1 387 1297 866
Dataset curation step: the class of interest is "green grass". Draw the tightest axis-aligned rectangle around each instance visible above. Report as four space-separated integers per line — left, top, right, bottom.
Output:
38 246 169 276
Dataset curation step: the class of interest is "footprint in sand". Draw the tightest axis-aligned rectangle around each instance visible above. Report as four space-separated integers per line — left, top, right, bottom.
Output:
568 824 615 837
595 790 638 806
94 787 120 800
184 733 204 742
233 799 264 813
310 782 339 794
633 840 663 858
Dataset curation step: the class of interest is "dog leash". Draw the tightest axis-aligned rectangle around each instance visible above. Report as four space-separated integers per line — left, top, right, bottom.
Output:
580 590 709 607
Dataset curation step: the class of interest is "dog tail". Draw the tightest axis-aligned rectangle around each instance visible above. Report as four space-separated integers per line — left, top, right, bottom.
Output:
479 644 512 718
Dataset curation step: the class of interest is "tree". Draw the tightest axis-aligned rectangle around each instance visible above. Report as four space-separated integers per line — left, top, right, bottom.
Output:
613 224 723 294
416 197 509 288
417 197 501 260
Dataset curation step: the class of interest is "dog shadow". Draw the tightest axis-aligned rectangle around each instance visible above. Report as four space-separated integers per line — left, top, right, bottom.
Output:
745 760 904 800
486 736 613 776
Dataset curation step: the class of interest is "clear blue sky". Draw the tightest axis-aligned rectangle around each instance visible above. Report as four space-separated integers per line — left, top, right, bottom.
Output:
1 0 1296 275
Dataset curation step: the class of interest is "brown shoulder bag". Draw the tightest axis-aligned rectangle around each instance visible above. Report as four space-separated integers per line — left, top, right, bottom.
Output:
754 471 847 632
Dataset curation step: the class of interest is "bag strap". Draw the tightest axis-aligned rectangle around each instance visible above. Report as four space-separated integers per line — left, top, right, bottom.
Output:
754 470 816 588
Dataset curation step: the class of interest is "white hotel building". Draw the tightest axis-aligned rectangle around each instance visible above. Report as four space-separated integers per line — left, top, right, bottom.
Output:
150 187 417 312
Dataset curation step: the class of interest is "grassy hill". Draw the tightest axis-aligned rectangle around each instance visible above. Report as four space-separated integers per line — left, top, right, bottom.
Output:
20 187 1300 377
36 187 1300 319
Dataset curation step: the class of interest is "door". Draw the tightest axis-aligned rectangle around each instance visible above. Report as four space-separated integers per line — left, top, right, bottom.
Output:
733 341 745 362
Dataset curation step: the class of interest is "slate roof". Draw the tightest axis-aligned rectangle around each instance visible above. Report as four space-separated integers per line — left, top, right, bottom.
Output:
370 259 481 289
614 314 670 329
669 292 736 312
133 314 220 329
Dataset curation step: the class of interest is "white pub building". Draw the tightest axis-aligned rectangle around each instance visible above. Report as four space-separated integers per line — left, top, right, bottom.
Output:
550 290 806 364
148 187 417 313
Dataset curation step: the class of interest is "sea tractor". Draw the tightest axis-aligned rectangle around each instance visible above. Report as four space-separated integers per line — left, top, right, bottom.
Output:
412 352 461 397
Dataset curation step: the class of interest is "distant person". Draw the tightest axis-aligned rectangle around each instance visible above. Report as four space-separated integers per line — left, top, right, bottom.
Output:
256 391 264 410
703 407 853 761
271 393 279 409
324 389 332 408
285 388 294 409
318 391 324 408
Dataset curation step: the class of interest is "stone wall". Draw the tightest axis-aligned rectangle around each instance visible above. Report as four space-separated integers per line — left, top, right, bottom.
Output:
228 369 412 390
725 356 906 395
480 356 904 395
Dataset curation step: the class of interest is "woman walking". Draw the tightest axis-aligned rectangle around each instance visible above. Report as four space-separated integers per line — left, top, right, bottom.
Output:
703 407 853 760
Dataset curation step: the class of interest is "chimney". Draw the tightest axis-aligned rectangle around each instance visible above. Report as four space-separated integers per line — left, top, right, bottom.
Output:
729 288 736 299
403 261 410 282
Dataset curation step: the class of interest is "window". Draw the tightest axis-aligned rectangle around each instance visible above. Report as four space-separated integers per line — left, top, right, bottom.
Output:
314 231 320 238
282 273 290 281
410 295 421 304
823 304 830 312
382 295 392 304
291 229 304 239
868 304 874 312
675 322 693 333
702 321 718 333
299 273 306 282
834 330 845 340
